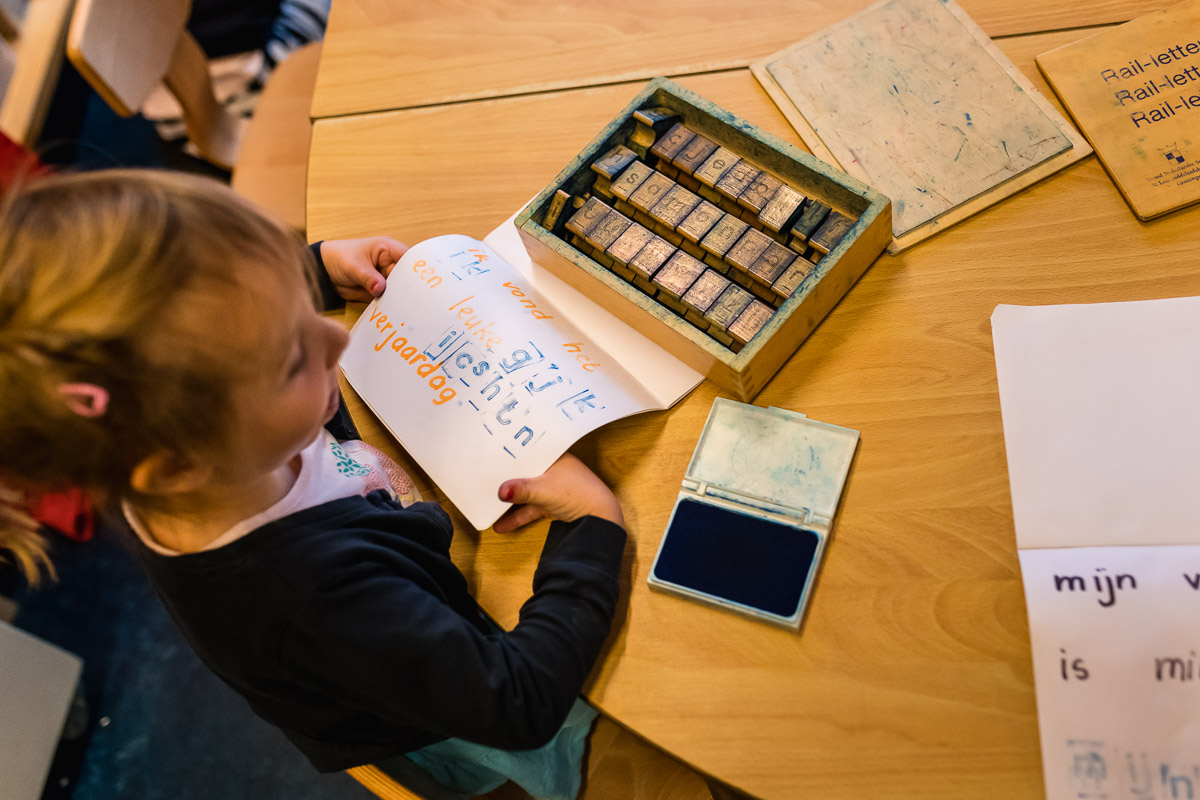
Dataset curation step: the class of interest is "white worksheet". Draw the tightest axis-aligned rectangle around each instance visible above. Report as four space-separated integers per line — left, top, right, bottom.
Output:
341 234 700 529
993 298 1200 800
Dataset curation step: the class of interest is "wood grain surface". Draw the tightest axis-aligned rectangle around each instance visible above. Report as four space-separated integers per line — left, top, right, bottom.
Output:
308 23 1200 800
311 0 1178 118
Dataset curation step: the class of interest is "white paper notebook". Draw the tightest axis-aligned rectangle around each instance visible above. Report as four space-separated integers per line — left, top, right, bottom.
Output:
340 222 701 530
992 298 1200 800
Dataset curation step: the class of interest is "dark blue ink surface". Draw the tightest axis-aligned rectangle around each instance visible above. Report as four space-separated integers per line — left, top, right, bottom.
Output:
652 498 820 619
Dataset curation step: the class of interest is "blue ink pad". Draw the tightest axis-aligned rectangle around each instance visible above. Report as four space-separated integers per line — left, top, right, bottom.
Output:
648 398 858 630
652 498 821 618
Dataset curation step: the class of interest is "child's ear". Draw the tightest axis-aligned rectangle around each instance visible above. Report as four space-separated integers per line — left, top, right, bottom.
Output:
129 451 212 496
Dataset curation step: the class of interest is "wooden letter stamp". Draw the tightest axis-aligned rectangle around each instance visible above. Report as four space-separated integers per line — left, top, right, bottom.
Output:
789 200 831 246
628 234 676 291
694 147 739 188
677 200 724 244
738 172 783 214
592 144 640 179
585 209 634 252
543 189 572 234
772 258 814 303
700 213 749 258
682 269 732 326
650 184 702 230
607 223 655 268
611 161 654 202
650 122 696 163
810 211 855 256
704 284 755 331
629 170 677 214
715 160 761 202
747 241 797 287
758 185 807 233
724 228 774 273
652 251 708 300
728 299 775 346
672 133 719 176
565 196 612 237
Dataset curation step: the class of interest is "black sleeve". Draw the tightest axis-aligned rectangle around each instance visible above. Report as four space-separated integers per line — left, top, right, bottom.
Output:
307 241 346 311
282 514 626 750
323 393 360 442
307 241 360 440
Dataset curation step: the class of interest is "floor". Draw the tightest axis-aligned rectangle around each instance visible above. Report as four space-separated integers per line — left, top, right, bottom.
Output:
8 62 371 800
13 524 370 800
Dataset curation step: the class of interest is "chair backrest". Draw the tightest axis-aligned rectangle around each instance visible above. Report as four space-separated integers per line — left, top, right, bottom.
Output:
66 0 242 169
229 40 320 232
0 0 77 146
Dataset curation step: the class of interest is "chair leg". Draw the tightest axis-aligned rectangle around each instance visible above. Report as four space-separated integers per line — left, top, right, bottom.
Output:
704 778 760 800
162 29 243 170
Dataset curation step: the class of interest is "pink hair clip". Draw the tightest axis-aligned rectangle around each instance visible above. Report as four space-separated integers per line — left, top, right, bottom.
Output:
58 383 109 418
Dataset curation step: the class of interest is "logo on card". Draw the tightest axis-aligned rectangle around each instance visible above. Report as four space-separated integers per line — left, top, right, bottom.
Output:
1160 142 1186 164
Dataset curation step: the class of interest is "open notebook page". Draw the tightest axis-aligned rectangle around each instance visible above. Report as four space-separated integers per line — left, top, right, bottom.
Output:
341 235 695 530
486 215 702 409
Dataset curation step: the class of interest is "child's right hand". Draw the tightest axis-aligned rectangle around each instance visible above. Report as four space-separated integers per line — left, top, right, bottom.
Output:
319 237 408 301
494 453 624 533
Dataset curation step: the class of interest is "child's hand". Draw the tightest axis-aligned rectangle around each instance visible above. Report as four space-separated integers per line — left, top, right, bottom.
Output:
494 453 624 533
319 237 408 302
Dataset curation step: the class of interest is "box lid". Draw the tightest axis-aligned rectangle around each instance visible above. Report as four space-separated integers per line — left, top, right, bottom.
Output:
684 398 858 526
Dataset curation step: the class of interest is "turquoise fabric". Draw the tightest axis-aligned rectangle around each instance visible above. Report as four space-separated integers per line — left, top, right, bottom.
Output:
402 699 598 800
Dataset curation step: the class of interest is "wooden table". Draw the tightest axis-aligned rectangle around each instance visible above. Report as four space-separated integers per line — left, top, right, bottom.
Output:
306 4 1200 798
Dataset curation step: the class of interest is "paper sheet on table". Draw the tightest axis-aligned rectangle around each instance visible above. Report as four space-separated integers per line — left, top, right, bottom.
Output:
992 298 1200 550
485 215 702 408
342 234 698 530
1019 544 1200 800
991 297 1200 800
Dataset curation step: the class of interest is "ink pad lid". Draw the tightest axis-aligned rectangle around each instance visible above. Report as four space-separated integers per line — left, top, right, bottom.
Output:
682 398 858 530
646 398 859 629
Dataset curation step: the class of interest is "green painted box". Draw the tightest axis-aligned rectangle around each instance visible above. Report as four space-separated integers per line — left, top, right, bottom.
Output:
515 77 891 401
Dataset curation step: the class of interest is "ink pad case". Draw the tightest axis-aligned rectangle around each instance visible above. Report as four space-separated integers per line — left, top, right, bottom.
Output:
647 397 858 630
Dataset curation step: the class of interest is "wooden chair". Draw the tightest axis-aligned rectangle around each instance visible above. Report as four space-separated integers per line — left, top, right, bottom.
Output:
347 762 471 800
64 0 318 231
0 0 78 147
347 756 534 800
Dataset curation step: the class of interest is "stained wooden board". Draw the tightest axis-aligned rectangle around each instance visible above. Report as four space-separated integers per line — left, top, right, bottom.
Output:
753 0 1092 252
312 0 1178 118
1037 0 1200 220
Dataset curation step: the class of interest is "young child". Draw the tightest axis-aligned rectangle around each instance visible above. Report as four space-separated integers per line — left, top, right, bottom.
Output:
0 169 627 799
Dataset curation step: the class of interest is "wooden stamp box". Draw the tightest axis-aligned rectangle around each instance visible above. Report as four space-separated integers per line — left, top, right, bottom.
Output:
515 77 891 401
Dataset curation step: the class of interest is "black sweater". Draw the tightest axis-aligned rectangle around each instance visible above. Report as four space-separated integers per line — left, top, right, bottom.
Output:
130 243 626 772
135 491 625 772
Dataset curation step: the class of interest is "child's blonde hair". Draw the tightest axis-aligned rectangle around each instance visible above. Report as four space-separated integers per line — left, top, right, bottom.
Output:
0 169 315 582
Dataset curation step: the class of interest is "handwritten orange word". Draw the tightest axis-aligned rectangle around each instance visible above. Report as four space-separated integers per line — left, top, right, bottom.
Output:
412 259 442 288
368 308 456 405
502 281 554 320
563 342 601 372
447 296 503 350
370 308 402 341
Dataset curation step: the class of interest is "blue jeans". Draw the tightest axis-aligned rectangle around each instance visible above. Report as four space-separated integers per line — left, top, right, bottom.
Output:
381 699 598 800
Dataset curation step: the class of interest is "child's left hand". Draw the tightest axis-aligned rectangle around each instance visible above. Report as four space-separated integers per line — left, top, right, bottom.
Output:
320 237 408 302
